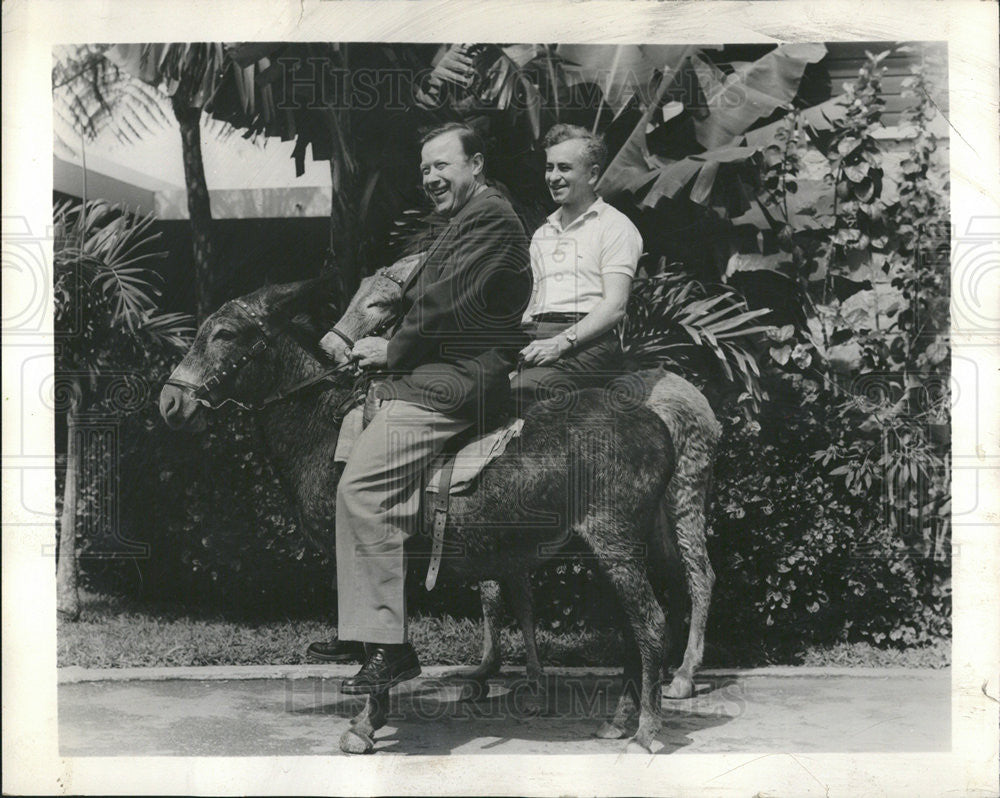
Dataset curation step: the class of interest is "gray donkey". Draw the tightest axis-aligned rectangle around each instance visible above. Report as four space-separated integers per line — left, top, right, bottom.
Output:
160 275 719 754
324 258 720 700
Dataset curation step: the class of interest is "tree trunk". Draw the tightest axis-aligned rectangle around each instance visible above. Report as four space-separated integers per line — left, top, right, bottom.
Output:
57 388 81 621
172 96 215 323
328 127 360 295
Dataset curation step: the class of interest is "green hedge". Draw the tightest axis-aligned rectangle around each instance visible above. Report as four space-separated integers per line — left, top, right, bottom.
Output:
72 403 333 617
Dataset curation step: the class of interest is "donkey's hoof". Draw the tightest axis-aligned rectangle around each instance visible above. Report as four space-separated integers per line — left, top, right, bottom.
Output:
625 737 654 754
339 728 375 755
593 721 629 739
626 723 662 753
521 694 545 716
663 675 695 700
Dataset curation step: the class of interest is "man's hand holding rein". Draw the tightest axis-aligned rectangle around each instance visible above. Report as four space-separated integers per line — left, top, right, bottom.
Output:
349 337 389 369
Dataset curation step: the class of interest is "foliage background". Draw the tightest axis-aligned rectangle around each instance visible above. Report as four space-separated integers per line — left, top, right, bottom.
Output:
54 40 950 663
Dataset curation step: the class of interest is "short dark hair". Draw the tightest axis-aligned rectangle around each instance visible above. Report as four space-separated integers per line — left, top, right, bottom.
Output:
419 122 485 161
542 123 607 172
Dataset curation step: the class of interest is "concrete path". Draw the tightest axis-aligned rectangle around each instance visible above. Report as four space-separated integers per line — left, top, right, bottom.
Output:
58 666 949 756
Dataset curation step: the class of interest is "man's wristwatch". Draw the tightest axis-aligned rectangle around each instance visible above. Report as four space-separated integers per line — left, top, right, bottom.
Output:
561 328 578 351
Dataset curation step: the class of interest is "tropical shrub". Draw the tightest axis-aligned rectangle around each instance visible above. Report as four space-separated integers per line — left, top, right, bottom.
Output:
671 46 951 657
707 379 950 662
750 48 951 568
54 199 194 618
75 401 335 615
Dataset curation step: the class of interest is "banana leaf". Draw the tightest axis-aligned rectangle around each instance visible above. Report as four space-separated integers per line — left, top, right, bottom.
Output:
599 44 827 210
107 44 228 109
555 44 711 116
693 43 827 149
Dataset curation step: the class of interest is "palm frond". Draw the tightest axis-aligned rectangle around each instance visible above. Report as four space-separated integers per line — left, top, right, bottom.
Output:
139 310 198 351
53 45 171 148
53 199 183 341
621 261 770 409
54 44 243 152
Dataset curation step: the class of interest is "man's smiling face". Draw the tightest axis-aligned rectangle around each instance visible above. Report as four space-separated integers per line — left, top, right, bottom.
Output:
421 131 483 217
545 138 598 208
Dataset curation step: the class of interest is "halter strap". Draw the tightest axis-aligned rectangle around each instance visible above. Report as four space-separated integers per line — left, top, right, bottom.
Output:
379 270 406 289
255 363 350 409
165 298 354 413
325 326 356 349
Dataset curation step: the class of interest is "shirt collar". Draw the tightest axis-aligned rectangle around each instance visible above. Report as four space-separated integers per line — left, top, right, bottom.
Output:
547 196 607 232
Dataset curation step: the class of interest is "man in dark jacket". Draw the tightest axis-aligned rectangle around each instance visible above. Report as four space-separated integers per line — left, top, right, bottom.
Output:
321 123 531 693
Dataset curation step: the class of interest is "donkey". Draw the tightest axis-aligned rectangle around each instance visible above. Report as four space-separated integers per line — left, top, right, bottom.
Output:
324 257 719 703
160 278 719 754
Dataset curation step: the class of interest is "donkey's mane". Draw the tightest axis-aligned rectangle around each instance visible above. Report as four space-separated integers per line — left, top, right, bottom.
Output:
241 280 341 364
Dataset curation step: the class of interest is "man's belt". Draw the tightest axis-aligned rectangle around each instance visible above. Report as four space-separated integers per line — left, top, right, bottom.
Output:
531 312 586 323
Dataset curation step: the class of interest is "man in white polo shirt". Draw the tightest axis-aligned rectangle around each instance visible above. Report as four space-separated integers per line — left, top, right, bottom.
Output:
511 123 643 409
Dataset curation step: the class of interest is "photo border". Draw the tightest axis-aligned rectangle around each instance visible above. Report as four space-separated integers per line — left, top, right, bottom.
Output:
3 1 998 794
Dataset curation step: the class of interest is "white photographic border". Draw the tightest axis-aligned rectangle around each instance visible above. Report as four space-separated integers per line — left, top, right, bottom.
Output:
3 1 998 794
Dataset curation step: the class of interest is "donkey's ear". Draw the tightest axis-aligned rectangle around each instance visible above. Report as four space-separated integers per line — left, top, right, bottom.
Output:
269 275 336 313
269 275 341 329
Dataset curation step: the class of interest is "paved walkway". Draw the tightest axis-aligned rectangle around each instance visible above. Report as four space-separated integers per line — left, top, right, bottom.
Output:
58 666 949 756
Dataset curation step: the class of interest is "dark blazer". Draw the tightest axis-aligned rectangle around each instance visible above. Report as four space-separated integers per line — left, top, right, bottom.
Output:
378 186 531 421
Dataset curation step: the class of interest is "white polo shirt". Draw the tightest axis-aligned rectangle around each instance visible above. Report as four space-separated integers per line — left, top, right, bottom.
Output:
523 197 643 321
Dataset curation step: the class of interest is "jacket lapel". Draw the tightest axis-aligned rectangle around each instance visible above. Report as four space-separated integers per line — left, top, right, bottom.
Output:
400 187 501 296
401 224 449 296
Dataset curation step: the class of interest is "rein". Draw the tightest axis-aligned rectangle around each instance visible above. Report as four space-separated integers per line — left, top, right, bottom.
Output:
170 265 410 415
165 298 356 414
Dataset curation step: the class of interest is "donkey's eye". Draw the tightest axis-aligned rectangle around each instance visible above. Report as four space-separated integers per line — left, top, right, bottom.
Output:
212 328 237 342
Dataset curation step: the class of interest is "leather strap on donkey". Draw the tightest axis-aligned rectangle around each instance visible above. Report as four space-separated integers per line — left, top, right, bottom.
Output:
421 418 522 590
425 454 457 591
355 379 461 592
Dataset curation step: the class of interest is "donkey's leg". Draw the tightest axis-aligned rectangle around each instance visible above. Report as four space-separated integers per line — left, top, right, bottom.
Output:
614 571 665 751
502 571 542 682
651 498 689 684
475 580 504 678
582 531 666 751
500 571 547 714
662 461 715 701
594 625 640 739
449 580 502 681
339 690 389 754
450 580 502 701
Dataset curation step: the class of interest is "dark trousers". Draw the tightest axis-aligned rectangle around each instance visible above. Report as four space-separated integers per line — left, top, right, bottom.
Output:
510 319 624 414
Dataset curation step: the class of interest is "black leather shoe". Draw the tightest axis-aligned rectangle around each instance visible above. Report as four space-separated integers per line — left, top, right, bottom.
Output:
341 643 421 694
306 637 365 663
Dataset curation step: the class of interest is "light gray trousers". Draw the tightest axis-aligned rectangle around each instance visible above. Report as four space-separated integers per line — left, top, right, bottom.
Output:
336 399 473 644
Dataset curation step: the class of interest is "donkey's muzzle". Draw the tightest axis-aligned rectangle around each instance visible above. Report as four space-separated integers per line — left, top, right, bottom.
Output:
159 383 199 429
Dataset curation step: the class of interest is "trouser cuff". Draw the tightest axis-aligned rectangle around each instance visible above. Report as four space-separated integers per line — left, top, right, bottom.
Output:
337 625 407 645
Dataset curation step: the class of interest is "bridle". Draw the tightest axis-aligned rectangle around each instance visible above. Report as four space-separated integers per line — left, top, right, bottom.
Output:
164 298 355 413
167 266 409 414
323 268 407 352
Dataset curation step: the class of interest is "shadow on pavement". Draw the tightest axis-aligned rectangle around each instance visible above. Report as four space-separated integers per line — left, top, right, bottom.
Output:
287 672 738 755
59 669 950 756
